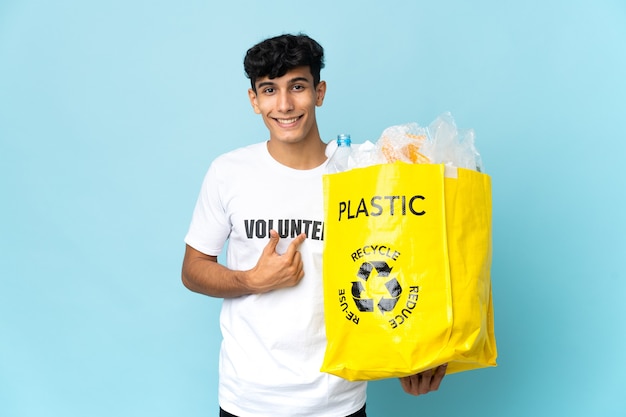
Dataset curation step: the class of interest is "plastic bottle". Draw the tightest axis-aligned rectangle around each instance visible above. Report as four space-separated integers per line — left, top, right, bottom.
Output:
327 134 352 173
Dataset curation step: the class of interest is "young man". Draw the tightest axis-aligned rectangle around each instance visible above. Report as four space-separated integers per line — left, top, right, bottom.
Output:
182 33 446 417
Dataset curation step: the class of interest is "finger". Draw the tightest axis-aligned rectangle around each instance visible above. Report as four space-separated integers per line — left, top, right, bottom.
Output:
401 375 422 396
293 251 305 279
417 368 434 394
429 364 447 391
285 233 306 257
263 229 280 254
399 376 414 394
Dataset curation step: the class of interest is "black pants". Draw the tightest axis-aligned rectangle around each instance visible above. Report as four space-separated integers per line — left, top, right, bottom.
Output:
219 403 367 417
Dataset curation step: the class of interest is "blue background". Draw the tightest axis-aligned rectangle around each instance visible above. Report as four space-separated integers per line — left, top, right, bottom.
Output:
1 1 625 416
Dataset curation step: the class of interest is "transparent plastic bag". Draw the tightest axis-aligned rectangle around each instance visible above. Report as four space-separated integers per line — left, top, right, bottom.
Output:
338 112 484 172
375 122 430 164
420 112 484 172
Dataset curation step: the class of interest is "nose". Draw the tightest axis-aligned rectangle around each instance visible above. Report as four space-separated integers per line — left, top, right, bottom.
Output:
277 90 294 113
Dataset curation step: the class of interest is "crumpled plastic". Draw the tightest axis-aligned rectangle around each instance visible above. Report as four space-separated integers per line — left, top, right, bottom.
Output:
349 112 484 172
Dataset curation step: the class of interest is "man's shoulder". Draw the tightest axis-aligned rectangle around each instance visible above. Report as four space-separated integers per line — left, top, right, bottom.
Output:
213 141 267 165
211 142 267 167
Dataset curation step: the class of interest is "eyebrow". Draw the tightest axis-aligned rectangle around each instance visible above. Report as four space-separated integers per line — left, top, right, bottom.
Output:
256 76 311 89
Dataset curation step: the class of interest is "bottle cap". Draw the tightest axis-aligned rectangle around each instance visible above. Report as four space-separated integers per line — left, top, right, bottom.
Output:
337 133 351 146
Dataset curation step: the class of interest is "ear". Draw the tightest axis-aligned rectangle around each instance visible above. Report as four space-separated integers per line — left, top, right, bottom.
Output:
315 80 327 107
248 88 261 114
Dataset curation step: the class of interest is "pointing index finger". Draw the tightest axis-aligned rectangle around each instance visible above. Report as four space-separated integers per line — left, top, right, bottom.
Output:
285 233 306 256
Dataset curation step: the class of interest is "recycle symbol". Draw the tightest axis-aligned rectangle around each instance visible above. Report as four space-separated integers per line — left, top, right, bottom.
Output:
351 261 402 313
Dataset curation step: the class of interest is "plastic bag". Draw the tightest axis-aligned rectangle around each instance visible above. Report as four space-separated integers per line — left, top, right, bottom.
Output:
321 112 495 381
321 163 497 380
347 112 484 172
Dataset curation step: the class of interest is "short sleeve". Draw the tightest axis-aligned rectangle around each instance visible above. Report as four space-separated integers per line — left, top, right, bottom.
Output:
184 161 231 256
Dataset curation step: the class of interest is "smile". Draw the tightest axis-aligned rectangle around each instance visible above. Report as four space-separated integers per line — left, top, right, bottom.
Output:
275 116 301 125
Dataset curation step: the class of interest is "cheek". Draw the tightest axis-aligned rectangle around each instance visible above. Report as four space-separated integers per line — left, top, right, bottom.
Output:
256 99 276 114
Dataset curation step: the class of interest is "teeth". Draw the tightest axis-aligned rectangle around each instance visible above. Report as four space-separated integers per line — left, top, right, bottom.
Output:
277 117 299 124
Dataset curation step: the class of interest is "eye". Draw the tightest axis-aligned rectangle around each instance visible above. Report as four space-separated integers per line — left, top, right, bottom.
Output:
263 87 275 94
292 84 305 91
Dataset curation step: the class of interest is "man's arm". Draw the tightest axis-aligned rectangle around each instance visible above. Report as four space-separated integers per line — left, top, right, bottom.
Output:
399 363 447 396
181 230 307 298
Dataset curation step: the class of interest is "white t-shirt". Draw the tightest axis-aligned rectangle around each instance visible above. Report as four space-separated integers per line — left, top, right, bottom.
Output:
185 141 366 417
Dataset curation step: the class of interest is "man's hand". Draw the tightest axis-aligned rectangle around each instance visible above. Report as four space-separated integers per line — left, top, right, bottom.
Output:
399 363 447 396
246 230 306 293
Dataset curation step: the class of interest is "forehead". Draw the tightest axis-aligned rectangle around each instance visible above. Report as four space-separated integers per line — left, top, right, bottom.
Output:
254 66 314 88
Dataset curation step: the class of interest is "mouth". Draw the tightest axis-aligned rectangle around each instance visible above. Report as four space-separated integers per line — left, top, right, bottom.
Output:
274 116 302 126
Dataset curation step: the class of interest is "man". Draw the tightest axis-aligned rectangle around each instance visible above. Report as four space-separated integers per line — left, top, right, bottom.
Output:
182 33 446 417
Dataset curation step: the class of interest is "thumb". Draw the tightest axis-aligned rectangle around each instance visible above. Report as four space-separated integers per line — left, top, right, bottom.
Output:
263 229 280 254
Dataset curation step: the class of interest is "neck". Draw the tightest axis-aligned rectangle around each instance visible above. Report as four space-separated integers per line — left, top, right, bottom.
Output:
266 134 328 170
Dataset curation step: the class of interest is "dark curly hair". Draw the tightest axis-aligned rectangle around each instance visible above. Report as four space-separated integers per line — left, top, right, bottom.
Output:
244 33 325 92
